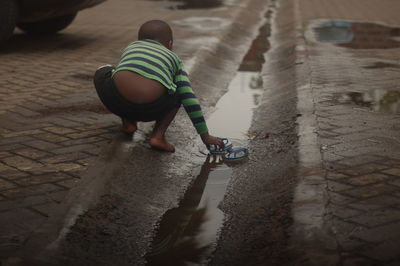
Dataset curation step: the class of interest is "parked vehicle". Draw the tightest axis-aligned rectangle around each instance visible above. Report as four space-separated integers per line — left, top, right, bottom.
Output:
0 0 106 44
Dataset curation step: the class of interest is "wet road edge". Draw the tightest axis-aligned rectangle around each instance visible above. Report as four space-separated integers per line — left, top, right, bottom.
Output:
290 0 340 265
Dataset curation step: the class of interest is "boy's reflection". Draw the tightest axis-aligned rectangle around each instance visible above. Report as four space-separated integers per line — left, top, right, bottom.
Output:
146 155 224 266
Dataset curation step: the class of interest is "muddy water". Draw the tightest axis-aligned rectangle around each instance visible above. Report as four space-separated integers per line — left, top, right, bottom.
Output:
313 20 400 49
145 16 270 266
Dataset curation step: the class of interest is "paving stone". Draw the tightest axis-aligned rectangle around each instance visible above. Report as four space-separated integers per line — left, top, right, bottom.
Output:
0 178 17 191
349 196 400 212
24 140 61 151
60 136 105 146
380 160 400 167
0 195 52 212
77 157 97 166
34 133 70 142
0 162 15 172
326 171 349 181
388 179 400 188
322 151 345 162
51 144 98 155
0 208 46 235
13 173 71 186
337 155 388 167
348 208 400 228
39 152 90 164
30 202 61 218
382 168 400 176
331 206 363 219
66 129 108 139
327 180 354 191
1 184 64 199
43 126 77 135
0 135 35 146
46 190 68 203
339 165 390 176
56 178 81 189
328 191 356 205
0 143 25 151
13 148 50 159
346 174 389 186
344 184 397 199
0 129 44 138
336 146 384 158
0 169 29 182
2 156 43 171
27 163 84 175
0 152 12 158
358 238 400 261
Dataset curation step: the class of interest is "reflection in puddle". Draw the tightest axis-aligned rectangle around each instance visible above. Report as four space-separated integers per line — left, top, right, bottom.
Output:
313 20 400 49
207 72 263 140
340 89 400 114
146 156 231 265
146 10 270 266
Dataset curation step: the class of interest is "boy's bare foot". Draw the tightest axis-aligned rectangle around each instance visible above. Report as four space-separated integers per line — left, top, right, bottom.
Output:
121 118 137 134
149 137 175 152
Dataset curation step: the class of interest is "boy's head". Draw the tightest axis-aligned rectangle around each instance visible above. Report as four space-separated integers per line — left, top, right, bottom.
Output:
138 20 173 50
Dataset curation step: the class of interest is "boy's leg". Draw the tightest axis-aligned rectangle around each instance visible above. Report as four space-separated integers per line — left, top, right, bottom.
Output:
149 107 179 152
120 117 137 134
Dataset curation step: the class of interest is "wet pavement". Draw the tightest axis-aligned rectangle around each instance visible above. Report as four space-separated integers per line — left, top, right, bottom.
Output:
291 0 400 265
1 0 399 265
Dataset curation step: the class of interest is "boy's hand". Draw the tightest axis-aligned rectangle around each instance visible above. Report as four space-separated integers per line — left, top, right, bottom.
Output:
200 133 225 149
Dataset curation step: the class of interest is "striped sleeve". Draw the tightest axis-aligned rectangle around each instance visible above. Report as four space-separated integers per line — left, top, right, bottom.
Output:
175 63 208 135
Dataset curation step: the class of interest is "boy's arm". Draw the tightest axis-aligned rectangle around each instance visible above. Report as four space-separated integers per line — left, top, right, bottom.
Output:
175 68 208 134
175 68 224 149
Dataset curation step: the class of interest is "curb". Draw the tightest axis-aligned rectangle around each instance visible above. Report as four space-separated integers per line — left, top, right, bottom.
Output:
288 0 339 264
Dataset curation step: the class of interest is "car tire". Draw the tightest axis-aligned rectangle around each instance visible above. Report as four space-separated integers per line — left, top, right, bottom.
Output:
0 0 18 44
17 13 77 35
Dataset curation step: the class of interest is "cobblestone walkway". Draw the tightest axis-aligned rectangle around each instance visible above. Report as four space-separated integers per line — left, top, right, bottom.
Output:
294 0 400 264
0 0 250 260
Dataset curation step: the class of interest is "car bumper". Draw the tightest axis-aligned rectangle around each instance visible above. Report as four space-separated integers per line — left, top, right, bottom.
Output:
18 0 107 23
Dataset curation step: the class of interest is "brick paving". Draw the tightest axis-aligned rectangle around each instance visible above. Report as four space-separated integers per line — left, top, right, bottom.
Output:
0 0 253 261
294 0 400 264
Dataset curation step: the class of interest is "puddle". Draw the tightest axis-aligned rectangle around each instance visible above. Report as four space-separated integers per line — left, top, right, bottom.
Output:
339 89 400 114
146 156 231 265
172 17 231 32
206 72 263 140
145 14 270 266
313 20 400 49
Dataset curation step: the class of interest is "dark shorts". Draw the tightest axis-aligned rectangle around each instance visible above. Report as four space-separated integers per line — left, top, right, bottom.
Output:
94 66 180 122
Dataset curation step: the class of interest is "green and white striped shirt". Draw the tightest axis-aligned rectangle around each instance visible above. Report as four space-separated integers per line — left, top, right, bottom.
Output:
112 39 208 134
